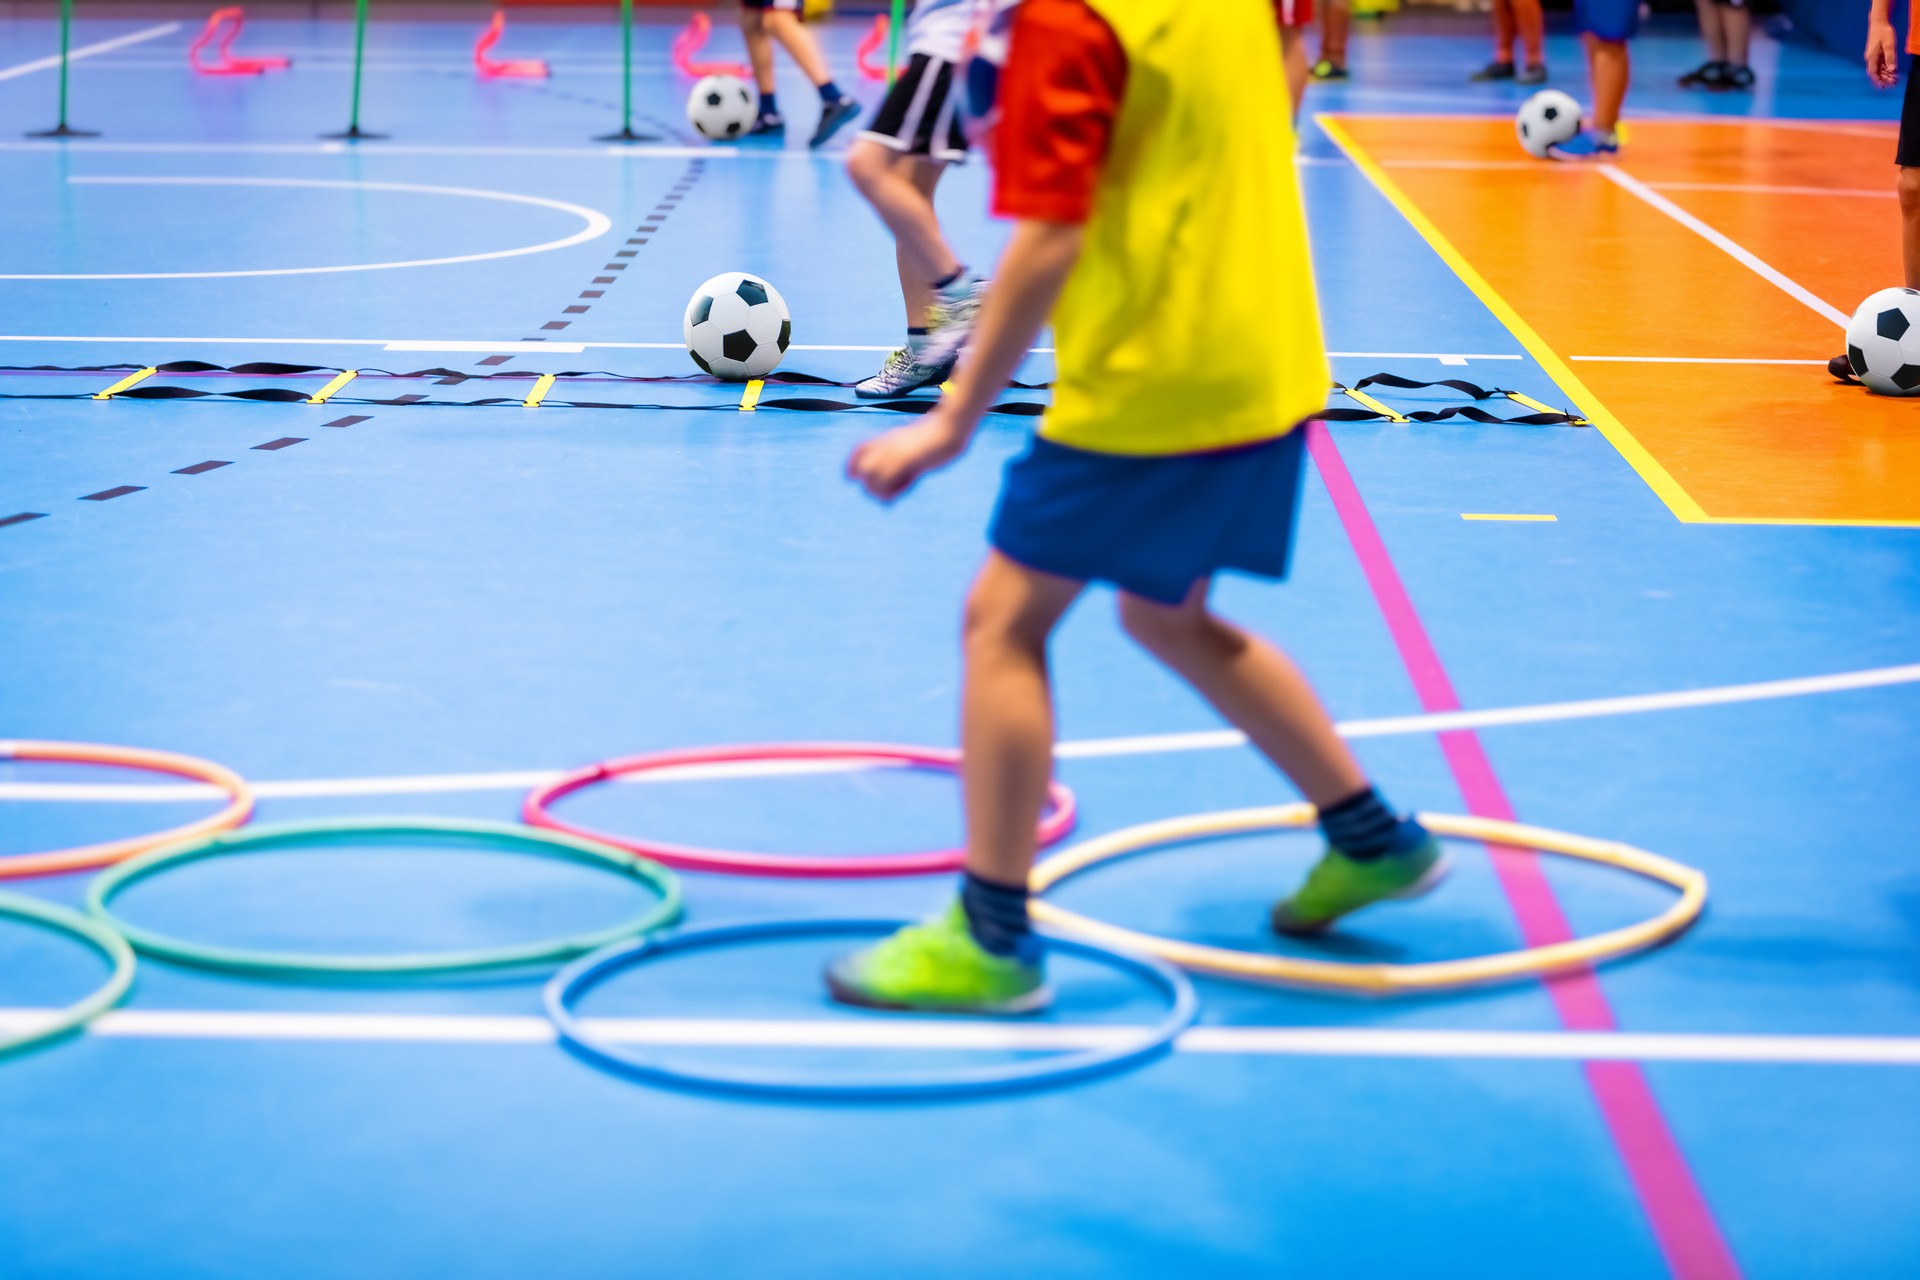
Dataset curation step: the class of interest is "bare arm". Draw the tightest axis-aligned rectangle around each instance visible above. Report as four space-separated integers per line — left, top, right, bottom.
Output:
847 219 1085 503
1869 0 1900 88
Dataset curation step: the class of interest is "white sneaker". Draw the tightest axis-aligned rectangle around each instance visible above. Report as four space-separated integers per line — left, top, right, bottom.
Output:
916 275 989 370
854 345 956 398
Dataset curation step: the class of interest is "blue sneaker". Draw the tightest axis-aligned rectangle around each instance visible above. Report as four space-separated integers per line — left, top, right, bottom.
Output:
809 97 861 149
1547 128 1620 161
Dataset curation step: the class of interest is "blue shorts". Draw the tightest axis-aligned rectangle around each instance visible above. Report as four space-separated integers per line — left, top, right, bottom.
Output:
988 430 1307 606
1574 0 1640 42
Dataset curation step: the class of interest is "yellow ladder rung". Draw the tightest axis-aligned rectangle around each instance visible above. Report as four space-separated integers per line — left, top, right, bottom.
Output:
738 379 764 411
93 367 157 400
1340 385 1409 424
307 370 357 405
523 373 557 408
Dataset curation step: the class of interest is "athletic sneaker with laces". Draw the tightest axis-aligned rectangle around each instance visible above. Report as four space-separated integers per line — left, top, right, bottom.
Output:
1514 63 1548 86
916 275 989 370
810 96 862 149
1469 60 1516 82
1547 128 1620 161
856 345 956 398
1271 834 1448 936
745 113 786 138
825 902 1051 1014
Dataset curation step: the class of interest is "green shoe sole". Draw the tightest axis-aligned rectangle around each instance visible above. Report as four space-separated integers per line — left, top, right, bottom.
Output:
824 966 1056 1016
1271 851 1451 937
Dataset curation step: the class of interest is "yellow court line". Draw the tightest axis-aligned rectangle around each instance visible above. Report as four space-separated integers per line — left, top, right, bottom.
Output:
93 367 156 400
1316 114 1710 524
522 373 556 408
1338 385 1409 423
1462 513 1558 522
306 369 357 405
738 379 763 412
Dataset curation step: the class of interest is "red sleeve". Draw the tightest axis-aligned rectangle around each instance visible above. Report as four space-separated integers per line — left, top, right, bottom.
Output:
989 0 1128 226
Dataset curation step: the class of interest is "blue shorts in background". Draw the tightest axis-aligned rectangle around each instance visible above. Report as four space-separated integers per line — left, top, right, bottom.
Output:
1575 0 1640 42
988 429 1308 606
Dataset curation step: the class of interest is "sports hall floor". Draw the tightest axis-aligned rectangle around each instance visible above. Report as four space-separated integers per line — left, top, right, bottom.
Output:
2 7 1917 1278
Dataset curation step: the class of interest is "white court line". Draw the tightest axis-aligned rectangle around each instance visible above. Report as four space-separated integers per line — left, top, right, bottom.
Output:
0 1008 1913 1064
0 23 181 82
1571 356 1830 366
1646 181 1895 200
0 178 612 281
5 662 1916 804
1599 165 1851 328
0 141 730 159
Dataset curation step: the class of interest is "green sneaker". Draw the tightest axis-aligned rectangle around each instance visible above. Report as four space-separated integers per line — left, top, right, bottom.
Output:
1271 835 1448 936
825 902 1051 1015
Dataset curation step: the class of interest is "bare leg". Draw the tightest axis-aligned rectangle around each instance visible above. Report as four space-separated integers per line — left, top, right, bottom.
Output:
1281 24 1309 120
1513 0 1546 70
959 552 1083 886
847 142 958 328
1693 0 1727 62
1118 582 1368 809
1586 34 1630 134
1721 3 1752 65
741 9 776 98
766 10 832 88
1321 0 1351 69
1900 168 1920 289
1492 0 1515 66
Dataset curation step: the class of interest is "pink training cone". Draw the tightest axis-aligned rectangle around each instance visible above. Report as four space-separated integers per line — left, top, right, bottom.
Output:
671 12 750 80
474 11 549 80
855 14 892 82
188 7 290 76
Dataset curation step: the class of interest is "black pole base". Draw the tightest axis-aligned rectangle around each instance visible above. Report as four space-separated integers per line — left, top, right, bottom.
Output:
321 125 387 141
596 127 662 143
26 123 99 138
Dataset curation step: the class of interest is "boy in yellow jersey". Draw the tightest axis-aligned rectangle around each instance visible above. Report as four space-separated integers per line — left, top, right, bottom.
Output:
829 0 1443 1014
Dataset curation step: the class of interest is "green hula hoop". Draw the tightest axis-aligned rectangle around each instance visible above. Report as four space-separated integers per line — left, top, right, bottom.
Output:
87 817 682 978
0 891 137 1057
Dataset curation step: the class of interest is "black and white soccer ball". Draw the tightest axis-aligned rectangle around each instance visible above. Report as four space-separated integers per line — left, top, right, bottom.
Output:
1516 89 1582 159
683 272 791 380
687 74 757 141
1845 287 1920 396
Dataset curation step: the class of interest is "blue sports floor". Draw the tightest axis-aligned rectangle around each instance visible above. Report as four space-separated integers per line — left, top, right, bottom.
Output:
3 8 1918 1278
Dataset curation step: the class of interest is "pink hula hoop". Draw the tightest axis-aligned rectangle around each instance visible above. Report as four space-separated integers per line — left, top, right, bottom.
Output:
522 743 1077 878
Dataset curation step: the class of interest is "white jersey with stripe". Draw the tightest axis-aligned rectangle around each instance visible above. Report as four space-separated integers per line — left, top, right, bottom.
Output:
905 0 979 62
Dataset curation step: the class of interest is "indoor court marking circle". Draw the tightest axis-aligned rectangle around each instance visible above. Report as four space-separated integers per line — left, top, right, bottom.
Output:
523 743 1078 878
0 739 254 880
544 917 1199 1101
0 891 136 1057
88 816 682 977
1029 804 1708 995
0 176 613 280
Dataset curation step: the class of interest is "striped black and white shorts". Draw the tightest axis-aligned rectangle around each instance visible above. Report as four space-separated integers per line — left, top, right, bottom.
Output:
858 53 970 164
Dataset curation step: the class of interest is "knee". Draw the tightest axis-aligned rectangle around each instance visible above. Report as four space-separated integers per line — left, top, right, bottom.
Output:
963 581 1044 657
1899 168 1920 213
1117 593 1212 655
846 141 889 192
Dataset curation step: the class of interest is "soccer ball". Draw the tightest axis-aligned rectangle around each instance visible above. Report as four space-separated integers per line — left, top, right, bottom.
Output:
687 75 757 141
1516 90 1582 159
1845 287 1920 396
684 272 791 380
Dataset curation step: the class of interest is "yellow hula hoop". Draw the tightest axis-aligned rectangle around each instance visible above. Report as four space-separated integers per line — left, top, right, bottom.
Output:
0 740 254 880
1028 805 1707 995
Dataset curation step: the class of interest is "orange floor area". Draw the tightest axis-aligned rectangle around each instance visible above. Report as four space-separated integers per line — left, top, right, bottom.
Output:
1324 116 1920 525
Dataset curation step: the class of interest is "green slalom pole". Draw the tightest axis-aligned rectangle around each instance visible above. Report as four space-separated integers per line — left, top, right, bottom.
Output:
887 0 905 86
323 0 384 139
596 0 657 142
26 0 99 138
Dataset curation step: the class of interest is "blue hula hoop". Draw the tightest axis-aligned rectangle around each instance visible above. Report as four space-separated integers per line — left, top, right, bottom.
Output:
543 918 1199 1101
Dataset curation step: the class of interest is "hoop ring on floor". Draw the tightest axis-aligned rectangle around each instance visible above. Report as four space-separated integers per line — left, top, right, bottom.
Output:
87 817 682 978
0 739 253 880
544 918 1198 1101
0 891 137 1056
1028 805 1708 995
523 744 1078 878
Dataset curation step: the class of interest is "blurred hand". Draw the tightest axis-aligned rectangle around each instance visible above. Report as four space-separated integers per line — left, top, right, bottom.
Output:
1868 20 1900 89
847 410 971 503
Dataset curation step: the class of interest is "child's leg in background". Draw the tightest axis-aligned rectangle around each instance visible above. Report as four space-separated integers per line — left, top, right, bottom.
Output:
1719 2 1753 70
846 143 958 329
742 8 777 102
1513 0 1545 70
765 8 834 89
1901 167 1920 288
1492 0 1515 65
1281 24 1309 118
1586 33 1630 133
1693 0 1728 63
1320 0 1351 70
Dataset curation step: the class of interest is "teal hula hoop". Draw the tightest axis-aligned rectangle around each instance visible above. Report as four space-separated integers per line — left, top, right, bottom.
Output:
0 891 136 1057
88 817 682 978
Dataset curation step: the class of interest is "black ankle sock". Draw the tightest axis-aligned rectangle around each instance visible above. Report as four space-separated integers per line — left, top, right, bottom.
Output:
931 266 966 291
960 870 1032 957
907 327 929 337
760 91 779 118
1318 786 1425 861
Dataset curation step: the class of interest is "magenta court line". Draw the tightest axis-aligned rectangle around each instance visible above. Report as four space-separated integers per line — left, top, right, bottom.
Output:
1303 422 1742 1280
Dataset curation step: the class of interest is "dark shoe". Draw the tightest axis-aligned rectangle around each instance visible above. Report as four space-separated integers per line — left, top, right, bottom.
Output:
1470 60 1516 83
1515 63 1549 86
809 96 861 149
1719 64 1756 92
1679 60 1728 89
1830 354 1862 385
1310 58 1349 81
745 113 785 138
